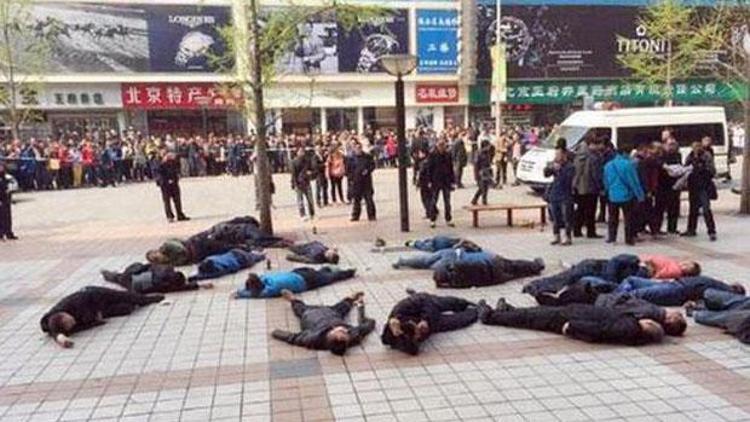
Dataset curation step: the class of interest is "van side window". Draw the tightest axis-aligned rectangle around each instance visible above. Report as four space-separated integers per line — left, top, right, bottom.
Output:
575 128 612 148
618 124 724 150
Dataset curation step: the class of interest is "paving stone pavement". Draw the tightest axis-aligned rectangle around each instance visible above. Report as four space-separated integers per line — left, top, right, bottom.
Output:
1 168 749 422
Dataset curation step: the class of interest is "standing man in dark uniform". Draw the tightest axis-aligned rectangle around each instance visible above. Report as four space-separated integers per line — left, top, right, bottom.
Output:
656 138 682 234
451 134 468 189
157 148 190 223
349 143 376 221
0 162 18 240
425 139 455 228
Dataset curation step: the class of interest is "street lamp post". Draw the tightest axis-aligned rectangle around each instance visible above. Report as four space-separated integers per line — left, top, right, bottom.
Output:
380 54 417 232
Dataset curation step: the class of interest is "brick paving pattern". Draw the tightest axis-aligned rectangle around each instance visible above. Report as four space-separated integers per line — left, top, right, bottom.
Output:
0 169 749 421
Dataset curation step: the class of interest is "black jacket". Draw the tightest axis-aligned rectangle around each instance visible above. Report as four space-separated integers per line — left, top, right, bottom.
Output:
350 152 375 195
433 256 543 289
157 158 180 187
452 140 468 167
426 149 455 188
561 304 647 345
40 286 160 337
291 154 313 190
595 292 666 323
272 301 375 351
685 151 716 195
0 171 9 204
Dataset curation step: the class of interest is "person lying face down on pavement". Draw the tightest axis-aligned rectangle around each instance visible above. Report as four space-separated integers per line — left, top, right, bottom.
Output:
232 266 357 299
271 290 376 356
531 280 686 337
101 262 212 293
432 254 544 289
189 249 265 281
40 286 164 348
522 254 700 298
381 289 478 355
286 240 340 264
477 298 665 346
403 235 482 253
145 216 289 266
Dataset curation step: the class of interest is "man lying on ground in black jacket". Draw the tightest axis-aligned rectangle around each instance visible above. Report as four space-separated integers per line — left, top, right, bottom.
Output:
271 290 375 356
286 240 340 264
477 298 664 345
381 289 478 355
101 263 214 293
40 286 164 348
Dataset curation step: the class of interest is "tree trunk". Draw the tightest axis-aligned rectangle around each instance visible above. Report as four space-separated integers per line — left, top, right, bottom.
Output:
248 0 273 234
2 23 20 141
741 100 750 214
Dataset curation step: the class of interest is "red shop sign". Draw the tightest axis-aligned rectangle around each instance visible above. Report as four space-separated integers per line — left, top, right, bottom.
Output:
122 83 243 109
415 84 459 103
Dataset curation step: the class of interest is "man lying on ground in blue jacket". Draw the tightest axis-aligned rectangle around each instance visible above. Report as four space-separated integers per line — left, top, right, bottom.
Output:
613 275 745 306
232 266 357 299
189 249 265 281
403 235 481 252
286 241 339 264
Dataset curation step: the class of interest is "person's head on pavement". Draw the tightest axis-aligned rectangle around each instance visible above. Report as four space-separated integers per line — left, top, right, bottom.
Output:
146 249 169 265
324 248 340 264
679 261 701 277
245 273 264 296
638 319 665 343
663 310 687 336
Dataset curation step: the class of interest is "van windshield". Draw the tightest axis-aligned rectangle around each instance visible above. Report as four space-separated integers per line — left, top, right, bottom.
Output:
543 126 588 149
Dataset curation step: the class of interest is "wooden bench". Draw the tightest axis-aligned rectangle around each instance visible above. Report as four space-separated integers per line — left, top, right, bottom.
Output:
464 203 547 228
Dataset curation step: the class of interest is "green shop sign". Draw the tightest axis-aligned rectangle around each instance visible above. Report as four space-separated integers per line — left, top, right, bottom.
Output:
470 80 745 106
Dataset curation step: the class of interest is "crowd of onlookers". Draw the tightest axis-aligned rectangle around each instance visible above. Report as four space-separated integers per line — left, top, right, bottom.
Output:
0 124 544 193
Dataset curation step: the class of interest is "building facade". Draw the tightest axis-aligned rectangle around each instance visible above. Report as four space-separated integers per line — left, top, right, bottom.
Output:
0 0 740 139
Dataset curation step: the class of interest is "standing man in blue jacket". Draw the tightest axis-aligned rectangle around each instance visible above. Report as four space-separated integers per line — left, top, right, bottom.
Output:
604 146 645 245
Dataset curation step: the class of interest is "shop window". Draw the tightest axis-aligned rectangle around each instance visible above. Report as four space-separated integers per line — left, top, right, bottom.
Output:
444 106 465 128
67 94 78 105
93 93 104 105
80 93 90 105
55 94 64 105
326 108 357 132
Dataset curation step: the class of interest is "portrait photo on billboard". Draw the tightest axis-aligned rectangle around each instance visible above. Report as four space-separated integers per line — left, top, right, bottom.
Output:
476 4 639 79
147 5 230 72
337 9 409 73
267 9 339 75
11 2 150 73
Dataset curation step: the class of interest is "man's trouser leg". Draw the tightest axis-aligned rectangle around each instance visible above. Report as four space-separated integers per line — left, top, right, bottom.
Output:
396 251 450 269
291 299 309 319
666 190 680 233
296 189 307 217
703 288 750 311
496 257 544 279
687 193 699 233
699 190 716 235
441 187 452 222
615 276 660 293
421 187 433 217
522 259 607 295
351 193 362 220
172 184 185 218
364 192 376 220
161 186 175 219
305 186 315 218
694 309 750 329
483 306 567 334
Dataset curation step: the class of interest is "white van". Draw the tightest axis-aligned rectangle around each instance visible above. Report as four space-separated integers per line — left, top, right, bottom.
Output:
516 106 730 192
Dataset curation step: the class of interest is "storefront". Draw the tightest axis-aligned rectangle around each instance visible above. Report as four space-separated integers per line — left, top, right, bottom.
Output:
121 82 243 137
265 81 468 135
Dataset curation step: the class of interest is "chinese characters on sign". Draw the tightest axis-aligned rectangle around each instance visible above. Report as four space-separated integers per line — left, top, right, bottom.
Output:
417 10 459 74
416 84 459 103
121 83 242 109
503 80 734 105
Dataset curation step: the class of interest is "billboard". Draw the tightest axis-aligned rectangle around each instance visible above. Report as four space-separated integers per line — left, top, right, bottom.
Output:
476 5 642 79
13 3 229 73
146 5 230 72
416 10 459 74
270 10 339 75
337 10 409 73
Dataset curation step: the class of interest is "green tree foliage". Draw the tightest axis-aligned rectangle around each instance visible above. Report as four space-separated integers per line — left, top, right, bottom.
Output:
0 0 50 140
217 0 388 234
616 0 716 103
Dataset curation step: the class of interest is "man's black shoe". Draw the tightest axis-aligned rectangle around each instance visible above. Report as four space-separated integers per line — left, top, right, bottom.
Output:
586 234 604 239
680 231 697 237
477 300 492 322
5 234 18 240
177 215 191 222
